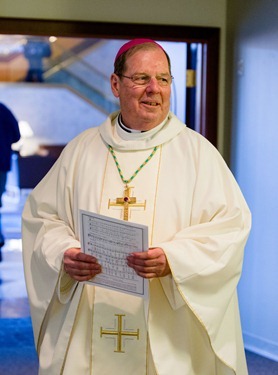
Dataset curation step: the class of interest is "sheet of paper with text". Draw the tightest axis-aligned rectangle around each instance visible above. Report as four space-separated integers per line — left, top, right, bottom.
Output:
79 210 149 298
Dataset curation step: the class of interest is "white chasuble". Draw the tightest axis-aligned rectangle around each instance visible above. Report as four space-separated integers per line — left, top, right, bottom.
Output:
22 112 251 375
100 146 161 230
63 145 160 374
91 147 160 374
92 289 148 374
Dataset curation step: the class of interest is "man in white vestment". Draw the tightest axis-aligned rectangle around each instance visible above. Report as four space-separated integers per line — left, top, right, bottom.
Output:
22 39 251 374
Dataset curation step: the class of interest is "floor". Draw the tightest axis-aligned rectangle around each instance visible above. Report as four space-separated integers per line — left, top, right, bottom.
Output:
0 187 39 374
0 186 278 374
0 184 30 313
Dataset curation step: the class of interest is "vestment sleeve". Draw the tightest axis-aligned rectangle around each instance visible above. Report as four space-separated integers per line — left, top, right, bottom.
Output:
22 140 81 342
157 142 251 337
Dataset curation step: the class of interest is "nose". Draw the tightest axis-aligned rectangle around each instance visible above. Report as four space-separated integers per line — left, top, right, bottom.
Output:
145 77 161 92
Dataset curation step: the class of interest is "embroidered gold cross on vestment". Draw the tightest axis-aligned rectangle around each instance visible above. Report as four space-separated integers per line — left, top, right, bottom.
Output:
100 314 140 353
108 185 146 221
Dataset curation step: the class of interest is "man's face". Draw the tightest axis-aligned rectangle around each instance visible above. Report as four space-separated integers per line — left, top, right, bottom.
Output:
111 47 171 131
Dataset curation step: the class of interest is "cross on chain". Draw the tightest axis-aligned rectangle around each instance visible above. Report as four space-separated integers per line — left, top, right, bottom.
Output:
100 314 140 353
108 185 146 221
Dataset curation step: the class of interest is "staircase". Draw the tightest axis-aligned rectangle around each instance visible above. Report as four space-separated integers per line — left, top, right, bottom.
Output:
43 39 119 114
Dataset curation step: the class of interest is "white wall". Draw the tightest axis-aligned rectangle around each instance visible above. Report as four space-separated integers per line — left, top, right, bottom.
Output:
228 0 278 361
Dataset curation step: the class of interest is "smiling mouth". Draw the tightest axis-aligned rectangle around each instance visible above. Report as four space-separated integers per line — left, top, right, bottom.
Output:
142 101 160 106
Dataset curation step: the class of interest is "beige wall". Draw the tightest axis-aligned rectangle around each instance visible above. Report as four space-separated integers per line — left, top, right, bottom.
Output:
0 0 225 26
0 0 227 153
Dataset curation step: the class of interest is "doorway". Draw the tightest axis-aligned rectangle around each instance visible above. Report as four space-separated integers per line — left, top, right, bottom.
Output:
0 18 220 226
0 17 220 145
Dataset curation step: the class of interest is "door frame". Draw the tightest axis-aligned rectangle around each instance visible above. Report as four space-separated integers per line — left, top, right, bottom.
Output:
0 17 220 146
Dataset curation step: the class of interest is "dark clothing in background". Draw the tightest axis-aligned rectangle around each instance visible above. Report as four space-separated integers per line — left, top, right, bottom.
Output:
0 103 21 173
0 103 20 253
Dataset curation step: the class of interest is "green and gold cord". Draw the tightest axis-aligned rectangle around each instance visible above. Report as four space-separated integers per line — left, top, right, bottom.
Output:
108 145 158 185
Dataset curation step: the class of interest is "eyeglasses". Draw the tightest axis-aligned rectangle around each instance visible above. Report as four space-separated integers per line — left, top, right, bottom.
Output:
119 73 173 87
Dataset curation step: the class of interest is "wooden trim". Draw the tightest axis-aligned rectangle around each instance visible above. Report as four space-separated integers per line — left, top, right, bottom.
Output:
0 17 219 146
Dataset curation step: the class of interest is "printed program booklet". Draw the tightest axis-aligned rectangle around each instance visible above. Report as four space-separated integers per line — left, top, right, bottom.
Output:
79 210 149 298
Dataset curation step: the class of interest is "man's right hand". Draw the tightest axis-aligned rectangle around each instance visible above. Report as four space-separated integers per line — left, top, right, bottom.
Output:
63 248 102 281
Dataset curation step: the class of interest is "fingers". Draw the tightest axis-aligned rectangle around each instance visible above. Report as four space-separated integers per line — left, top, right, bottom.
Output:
126 247 171 279
63 247 171 281
64 261 102 281
63 247 102 281
128 264 160 279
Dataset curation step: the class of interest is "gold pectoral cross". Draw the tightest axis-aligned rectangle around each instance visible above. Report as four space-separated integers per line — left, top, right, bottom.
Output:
100 314 140 353
108 185 146 221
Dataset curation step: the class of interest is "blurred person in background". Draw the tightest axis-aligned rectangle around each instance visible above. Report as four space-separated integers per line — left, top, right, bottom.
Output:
0 102 20 260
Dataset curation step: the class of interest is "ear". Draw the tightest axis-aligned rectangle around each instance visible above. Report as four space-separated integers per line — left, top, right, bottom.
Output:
110 73 120 98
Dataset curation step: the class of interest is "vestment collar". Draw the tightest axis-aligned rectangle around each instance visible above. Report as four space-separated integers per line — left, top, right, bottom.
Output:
99 111 185 151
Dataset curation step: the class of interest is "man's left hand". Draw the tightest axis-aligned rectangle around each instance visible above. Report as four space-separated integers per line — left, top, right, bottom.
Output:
126 247 171 279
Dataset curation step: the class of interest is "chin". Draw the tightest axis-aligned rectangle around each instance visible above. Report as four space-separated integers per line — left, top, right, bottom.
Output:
140 110 162 121
146 115 164 126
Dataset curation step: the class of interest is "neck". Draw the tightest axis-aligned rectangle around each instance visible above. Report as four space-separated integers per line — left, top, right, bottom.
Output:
120 114 168 132
118 116 143 133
